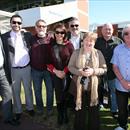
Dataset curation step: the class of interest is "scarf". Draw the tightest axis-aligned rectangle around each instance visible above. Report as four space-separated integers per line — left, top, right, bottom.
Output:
76 47 99 108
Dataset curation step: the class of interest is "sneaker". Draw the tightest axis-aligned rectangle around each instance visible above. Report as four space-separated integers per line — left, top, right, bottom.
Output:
114 126 125 130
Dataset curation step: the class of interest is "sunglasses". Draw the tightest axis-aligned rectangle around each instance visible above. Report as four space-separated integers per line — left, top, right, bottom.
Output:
12 21 22 25
55 31 65 35
70 24 79 28
37 25 47 28
124 32 130 36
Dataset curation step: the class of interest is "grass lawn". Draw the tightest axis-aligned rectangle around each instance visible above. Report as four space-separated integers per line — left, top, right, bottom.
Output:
20 83 130 130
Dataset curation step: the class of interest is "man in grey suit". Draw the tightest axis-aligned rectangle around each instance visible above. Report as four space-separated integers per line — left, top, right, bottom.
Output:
1 14 34 121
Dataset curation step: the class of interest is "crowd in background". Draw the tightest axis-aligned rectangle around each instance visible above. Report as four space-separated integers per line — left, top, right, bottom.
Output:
0 14 130 130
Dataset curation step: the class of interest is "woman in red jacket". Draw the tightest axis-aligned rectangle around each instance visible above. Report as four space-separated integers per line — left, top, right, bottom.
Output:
48 23 74 125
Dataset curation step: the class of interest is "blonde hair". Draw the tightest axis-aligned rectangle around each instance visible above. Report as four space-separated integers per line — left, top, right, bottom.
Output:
83 32 97 42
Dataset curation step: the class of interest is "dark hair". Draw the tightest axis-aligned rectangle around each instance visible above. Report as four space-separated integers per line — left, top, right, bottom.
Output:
10 14 22 23
35 19 46 26
69 17 79 23
54 23 67 40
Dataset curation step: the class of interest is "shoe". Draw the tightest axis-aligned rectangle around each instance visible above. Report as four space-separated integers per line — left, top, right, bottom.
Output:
112 112 118 119
114 126 125 130
4 119 20 126
47 110 53 116
36 110 44 115
15 113 22 121
26 110 35 116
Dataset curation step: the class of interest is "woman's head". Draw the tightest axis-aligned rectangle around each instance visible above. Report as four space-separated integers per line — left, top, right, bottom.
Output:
54 23 67 42
82 32 97 50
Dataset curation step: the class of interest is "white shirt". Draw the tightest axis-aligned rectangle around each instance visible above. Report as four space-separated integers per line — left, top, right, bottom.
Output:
0 43 4 68
70 34 80 50
10 31 30 67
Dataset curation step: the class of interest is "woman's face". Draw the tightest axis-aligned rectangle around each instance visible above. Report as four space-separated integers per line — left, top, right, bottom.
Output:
55 28 65 42
83 37 95 50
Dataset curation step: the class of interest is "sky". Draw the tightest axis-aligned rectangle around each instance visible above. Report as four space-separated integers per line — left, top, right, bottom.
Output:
89 0 130 25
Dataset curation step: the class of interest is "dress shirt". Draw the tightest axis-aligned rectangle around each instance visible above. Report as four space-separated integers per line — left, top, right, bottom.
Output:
0 43 4 68
70 34 80 50
10 31 30 67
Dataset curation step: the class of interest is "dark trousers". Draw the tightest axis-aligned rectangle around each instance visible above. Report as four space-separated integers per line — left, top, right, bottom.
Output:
74 91 100 130
116 90 129 129
0 68 13 121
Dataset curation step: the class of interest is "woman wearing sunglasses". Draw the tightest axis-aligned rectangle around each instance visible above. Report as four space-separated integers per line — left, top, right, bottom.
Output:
47 23 74 125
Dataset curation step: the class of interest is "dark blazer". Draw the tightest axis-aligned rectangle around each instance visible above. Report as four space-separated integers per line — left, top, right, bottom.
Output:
0 36 12 84
66 31 85 48
1 31 33 83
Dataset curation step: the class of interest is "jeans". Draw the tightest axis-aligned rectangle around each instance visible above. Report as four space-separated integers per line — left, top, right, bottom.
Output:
108 79 118 112
32 68 53 112
0 68 13 121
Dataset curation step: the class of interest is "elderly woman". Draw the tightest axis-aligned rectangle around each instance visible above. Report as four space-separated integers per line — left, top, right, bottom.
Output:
47 23 74 125
68 32 107 130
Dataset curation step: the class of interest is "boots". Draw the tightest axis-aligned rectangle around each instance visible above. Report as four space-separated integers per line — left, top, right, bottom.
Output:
57 103 63 125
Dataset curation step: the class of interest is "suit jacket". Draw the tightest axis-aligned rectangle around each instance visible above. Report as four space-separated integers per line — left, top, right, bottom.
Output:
1 31 33 62
66 31 85 48
0 36 12 84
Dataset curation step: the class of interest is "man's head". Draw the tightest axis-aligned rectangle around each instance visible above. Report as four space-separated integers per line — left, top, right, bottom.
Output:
101 23 113 40
122 24 130 46
35 19 47 37
68 17 80 36
10 14 22 32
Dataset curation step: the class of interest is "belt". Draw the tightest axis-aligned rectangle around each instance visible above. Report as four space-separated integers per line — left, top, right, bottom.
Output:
13 63 29 69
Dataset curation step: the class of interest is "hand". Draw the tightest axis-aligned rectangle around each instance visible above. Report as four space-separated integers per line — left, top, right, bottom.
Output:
54 69 65 79
120 79 130 90
81 68 94 77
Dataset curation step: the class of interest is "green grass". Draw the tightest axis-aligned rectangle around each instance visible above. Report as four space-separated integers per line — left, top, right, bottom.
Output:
20 83 130 130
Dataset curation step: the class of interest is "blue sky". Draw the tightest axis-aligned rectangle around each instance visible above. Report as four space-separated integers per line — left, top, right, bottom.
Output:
89 0 130 25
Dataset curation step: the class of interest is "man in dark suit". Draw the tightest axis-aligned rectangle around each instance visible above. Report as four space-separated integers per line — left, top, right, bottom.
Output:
1 14 34 121
0 35 19 126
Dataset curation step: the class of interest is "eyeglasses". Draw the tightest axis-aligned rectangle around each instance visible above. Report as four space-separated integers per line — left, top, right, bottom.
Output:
70 24 79 28
12 21 22 25
55 31 65 35
37 25 47 28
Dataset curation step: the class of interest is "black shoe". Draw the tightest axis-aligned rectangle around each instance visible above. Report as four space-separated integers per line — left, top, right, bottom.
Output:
112 112 118 119
15 113 22 121
26 110 35 117
4 119 20 126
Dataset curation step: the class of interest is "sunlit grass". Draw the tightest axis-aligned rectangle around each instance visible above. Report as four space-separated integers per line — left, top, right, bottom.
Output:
20 82 130 130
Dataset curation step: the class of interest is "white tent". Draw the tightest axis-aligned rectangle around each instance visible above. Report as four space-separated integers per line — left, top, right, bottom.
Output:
0 10 14 34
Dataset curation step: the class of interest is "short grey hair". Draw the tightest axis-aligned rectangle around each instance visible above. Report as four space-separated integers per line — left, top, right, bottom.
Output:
122 24 130 38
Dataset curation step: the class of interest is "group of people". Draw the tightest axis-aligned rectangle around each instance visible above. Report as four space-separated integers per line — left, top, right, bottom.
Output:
0 14 130 130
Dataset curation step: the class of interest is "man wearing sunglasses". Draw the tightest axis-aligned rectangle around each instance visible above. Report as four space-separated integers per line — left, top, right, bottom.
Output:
111 24 130 130
67 17 84 50
30 19 54 117
1 14 34 121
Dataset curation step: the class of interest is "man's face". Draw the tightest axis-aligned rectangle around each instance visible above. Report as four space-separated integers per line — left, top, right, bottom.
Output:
35 21 47 37
69 20 80 36
102 24 113 39
123 27 130 45
10 17 22 32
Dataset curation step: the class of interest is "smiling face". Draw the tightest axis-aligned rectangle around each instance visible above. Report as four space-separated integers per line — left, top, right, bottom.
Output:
35 20 47 37
55 28 65 43
10 17 22 32
82 32 97 51
69 19 80 36
122 26 130 47
101 23 113 40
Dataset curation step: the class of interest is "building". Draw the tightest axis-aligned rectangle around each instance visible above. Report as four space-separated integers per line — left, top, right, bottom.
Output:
0 0 89 34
